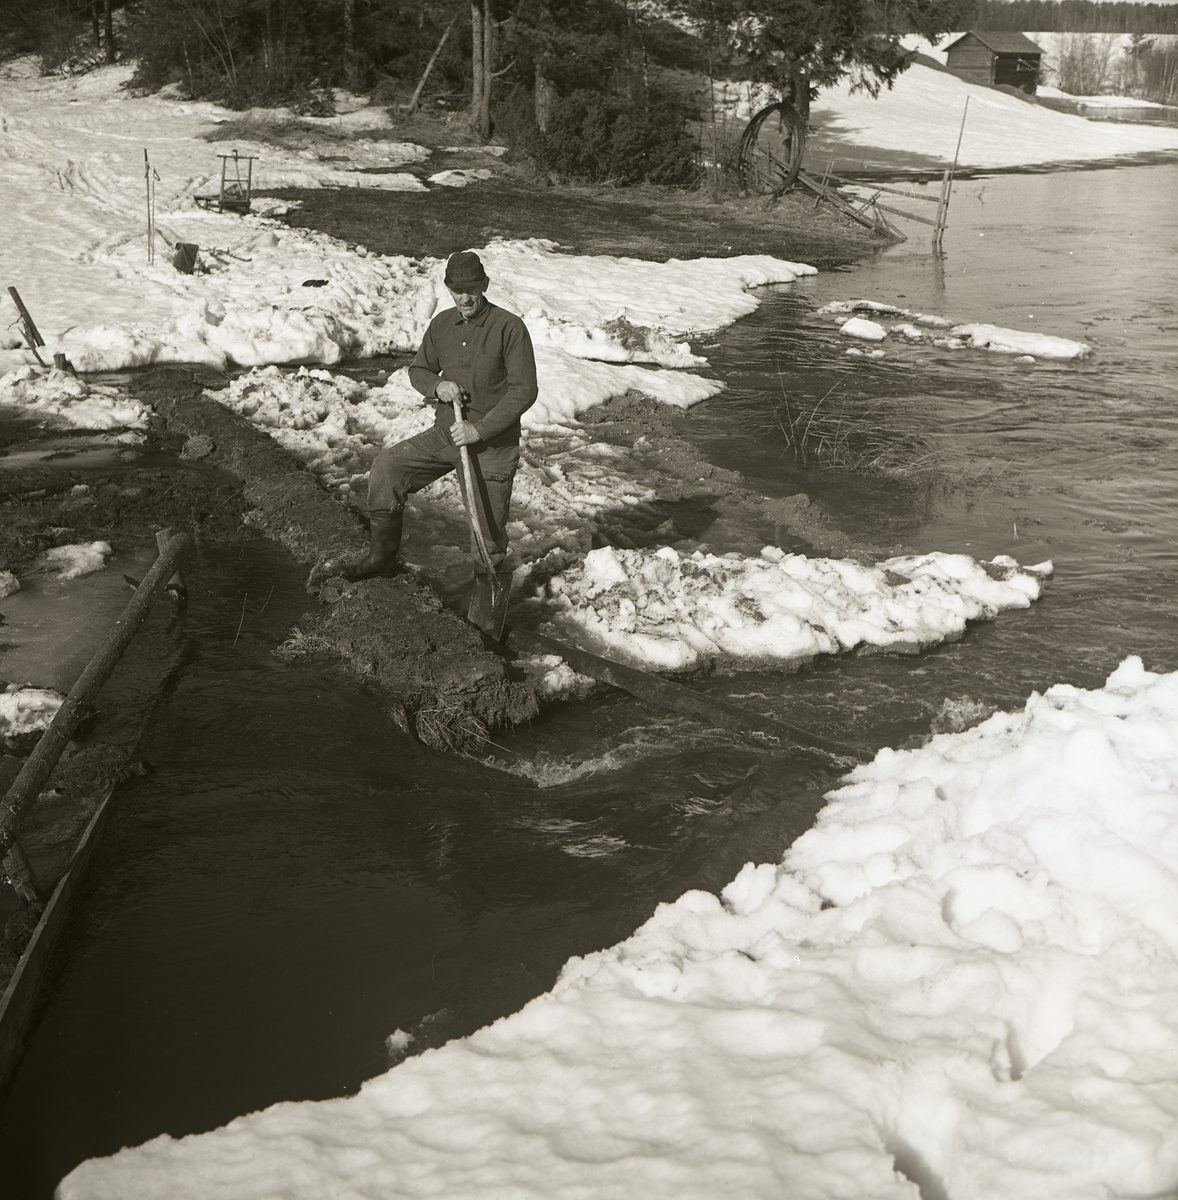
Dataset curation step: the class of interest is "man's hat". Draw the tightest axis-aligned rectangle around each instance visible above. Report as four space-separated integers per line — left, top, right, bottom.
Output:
444 250 489 291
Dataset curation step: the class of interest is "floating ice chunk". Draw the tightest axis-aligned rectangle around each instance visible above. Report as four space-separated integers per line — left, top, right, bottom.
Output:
819 300 913 318
839 317 887 341
538 546 1048 673
0 684 64 744
38 541 113 580
1012 354 1036 364
891 323 927 342
949 323 1091 359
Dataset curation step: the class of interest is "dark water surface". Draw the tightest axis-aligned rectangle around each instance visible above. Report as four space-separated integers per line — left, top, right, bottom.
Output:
3 164 1177 1196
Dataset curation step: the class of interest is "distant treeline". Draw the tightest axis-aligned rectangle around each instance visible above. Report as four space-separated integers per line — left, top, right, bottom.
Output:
966 0 1178 33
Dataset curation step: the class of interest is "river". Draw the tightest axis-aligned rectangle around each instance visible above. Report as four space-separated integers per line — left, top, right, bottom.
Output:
2 161 1176 1197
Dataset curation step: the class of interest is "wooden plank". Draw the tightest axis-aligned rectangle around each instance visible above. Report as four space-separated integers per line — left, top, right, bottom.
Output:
827 178 941 203
0 785 115 1093
507 627 863 762
867 200 940 228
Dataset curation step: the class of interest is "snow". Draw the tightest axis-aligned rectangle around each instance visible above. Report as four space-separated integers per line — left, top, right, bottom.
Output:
819 301 1091 359
531 545 1051 673
200 361 713 574
58 657 1178 1200
1036 85 1166 109
0 571 20 599
0 366 149 430
839 316 888 341
427 168 492 187
35 541 113 581
813 59 1178 169
0 684 64 743
0 62 815 381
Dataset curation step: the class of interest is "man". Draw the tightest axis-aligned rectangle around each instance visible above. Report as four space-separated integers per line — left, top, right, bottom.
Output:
343 250 538 581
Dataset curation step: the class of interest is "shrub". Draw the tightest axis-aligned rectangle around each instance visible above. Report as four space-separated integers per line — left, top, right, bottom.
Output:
497 85 698 186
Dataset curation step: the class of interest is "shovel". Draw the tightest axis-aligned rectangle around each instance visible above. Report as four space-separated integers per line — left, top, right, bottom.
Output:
451 397 511 640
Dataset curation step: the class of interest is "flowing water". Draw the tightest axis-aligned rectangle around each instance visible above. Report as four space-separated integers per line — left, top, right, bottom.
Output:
2 162 1177 1196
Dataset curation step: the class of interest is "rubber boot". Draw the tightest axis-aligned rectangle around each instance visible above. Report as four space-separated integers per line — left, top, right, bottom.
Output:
342 509 403 581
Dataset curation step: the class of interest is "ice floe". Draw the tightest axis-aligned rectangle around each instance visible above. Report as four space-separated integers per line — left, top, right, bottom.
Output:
530 545 1051 673
0 684 64 747
58 656 1178 1200
821 300 1091 359
35 542 113 581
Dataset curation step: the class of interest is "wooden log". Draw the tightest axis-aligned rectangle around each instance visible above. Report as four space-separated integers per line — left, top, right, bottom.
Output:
154 527 188 602
1 840 41 909
0 784 114 1093
406 9 459 114
506 627 863 762
6 286 46 366
0 533 192 863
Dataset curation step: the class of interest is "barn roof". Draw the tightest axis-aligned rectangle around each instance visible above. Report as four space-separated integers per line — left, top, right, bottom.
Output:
944 30 1043 56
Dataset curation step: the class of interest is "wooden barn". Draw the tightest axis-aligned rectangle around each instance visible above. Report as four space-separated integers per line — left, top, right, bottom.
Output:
943 31 1043 94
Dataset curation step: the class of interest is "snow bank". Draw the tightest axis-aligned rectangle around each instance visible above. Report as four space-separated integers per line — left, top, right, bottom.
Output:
58 656 1178 1199
209 355 720 497
820 301 1091 359
0 366 149 430
533 545 1050 672
813 59 1178 169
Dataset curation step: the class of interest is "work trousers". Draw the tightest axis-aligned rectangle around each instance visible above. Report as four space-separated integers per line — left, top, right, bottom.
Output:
367 425 520 570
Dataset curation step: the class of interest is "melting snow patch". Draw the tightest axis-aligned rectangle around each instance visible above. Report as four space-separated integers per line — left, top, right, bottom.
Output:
534 545 1050 673
57 656 1178 1200
0 366 148 430
0 684 64 746
427 168 492 187
37 542 113 580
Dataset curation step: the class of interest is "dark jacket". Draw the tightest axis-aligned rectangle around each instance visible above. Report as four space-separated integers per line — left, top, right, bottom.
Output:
409 300 538 446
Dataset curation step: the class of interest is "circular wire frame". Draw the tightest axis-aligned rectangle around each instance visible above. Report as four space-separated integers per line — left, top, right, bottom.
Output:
738 101 806 196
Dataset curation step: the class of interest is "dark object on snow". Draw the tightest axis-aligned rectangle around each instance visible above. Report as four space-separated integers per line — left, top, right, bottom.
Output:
302 279 329 288
944 31 1042 94
172 243 199 274
52 353 76 375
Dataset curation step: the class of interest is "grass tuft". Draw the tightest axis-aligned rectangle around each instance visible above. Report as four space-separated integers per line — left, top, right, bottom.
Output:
771 379 935 475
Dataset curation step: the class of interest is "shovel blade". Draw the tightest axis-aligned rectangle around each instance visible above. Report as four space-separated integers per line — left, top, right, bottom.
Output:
468 570 511 641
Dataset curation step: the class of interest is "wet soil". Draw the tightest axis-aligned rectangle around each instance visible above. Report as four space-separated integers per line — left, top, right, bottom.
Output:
269 173 880 269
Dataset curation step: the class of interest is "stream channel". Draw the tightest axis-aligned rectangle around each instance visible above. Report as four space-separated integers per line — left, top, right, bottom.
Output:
2 160 1177 1196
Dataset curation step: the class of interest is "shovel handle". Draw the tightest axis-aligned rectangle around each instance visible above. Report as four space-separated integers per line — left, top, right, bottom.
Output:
450 398 500 589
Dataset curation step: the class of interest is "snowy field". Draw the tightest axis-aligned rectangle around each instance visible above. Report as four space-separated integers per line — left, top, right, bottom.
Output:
59 657 1178 1199
812 46 1178 168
